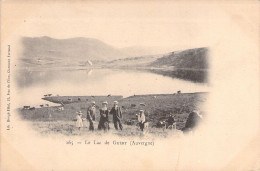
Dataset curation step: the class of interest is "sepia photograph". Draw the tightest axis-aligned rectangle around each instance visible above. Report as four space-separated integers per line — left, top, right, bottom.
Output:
17 36 209 138
1 0 259 170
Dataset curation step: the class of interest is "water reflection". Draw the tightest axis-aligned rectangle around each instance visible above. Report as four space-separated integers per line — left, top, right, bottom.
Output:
15 68 209 107
147 69 208 83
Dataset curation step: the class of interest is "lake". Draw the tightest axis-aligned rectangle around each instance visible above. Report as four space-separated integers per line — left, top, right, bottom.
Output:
15 68 209 107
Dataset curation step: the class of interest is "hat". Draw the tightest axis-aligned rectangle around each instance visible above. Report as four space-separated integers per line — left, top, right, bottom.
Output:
193 110 199 114
139 110 144 113
102 101 108 105
91 101 95 104
113 101 118 104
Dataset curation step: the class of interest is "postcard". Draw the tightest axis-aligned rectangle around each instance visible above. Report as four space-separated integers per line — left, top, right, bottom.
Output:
1 0 259 170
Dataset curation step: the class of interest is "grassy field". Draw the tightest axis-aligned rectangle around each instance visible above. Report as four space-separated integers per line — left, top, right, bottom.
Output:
30 120 183 138
19 92 208 137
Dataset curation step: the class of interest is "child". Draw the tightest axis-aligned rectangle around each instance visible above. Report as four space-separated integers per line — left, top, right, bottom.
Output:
76 111 84 130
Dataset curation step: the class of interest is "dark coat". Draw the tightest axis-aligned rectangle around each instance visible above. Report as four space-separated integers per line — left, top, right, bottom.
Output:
167 116 175 125
98 109 109 130
110 106 122 121
87 106 96 121
183 112 202 130
99 109 109 122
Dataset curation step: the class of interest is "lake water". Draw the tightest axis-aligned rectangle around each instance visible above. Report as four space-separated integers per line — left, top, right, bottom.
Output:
15 68 209 107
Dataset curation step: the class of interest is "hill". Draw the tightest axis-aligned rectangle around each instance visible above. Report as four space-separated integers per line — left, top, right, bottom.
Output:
150 47 209 69
22 36 128 61
100 54 165 68
20 37 173 69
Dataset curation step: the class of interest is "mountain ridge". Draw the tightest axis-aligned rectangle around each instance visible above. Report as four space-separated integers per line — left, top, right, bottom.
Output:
22 36 128 61
21 36 171 61
149 47 209 69
20 37 208 72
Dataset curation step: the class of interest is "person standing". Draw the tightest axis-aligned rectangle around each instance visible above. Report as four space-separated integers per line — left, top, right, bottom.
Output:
98 101 110 131
110 101 123 130
166 114 176 129
87 101 96 131
76 111 84 130
137 110 146 131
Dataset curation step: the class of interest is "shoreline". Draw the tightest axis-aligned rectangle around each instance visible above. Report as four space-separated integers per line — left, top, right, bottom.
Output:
41 92 209 105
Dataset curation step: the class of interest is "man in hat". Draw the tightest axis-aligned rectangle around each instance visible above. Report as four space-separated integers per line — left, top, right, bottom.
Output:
87 101 96 131
137 110 146 131
110 101 123 130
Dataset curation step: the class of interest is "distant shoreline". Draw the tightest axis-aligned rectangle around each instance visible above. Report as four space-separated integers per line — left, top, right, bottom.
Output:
42 92 209 105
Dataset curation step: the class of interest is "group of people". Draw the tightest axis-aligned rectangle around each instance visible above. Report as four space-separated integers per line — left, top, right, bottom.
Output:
76 100 123 131
75 99 203 133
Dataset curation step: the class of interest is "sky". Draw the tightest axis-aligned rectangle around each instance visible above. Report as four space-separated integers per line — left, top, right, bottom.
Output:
2 1 231 50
